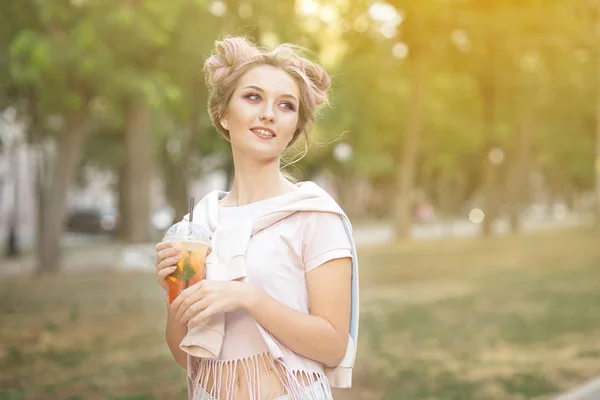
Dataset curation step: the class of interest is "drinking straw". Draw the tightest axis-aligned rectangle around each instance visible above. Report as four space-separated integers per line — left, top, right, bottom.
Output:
188 197 194 238
189 197 195 223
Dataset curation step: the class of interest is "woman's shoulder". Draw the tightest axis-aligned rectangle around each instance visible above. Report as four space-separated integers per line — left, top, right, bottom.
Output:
297 210 350 250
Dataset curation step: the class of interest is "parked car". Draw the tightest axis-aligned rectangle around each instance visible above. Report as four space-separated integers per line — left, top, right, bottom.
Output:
66 206 177 236
66 209 118 235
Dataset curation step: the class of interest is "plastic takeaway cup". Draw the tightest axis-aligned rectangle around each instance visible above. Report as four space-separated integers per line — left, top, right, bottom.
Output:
163 220 211 304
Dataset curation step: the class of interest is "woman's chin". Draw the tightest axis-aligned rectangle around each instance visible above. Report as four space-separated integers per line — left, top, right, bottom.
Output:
241 145 284 162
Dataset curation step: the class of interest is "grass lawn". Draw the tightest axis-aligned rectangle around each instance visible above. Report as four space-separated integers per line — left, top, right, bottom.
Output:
1 227 599 399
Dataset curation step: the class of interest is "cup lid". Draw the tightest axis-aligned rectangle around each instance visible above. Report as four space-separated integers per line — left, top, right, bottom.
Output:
163 220 210 243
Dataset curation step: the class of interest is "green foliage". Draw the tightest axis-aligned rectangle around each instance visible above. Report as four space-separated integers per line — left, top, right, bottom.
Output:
182 262 196 288
1 0 597 217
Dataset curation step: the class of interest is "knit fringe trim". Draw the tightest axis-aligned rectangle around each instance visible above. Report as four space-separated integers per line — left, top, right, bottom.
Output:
187 352 332 400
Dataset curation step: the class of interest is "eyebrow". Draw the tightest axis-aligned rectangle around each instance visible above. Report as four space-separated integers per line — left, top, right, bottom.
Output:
242 85 298 102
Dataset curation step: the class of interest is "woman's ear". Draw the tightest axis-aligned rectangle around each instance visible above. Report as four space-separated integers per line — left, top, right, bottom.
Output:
220 110 229 130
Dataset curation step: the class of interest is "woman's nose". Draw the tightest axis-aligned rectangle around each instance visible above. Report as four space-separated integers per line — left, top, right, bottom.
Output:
259 106 276 123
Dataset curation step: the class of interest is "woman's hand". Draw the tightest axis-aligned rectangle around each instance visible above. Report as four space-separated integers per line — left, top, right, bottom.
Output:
170 280 258 327
155 242 181 291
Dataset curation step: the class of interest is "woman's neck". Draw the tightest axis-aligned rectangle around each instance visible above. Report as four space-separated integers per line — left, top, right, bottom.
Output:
223 156 297 207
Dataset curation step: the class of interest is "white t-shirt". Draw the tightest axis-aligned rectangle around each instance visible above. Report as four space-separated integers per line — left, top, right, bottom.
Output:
217 196 353 373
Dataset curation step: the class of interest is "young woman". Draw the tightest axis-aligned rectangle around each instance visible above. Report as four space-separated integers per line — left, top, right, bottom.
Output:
154 37 359 400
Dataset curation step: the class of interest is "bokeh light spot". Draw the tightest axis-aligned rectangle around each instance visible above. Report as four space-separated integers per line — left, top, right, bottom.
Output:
209 1 227 17
469 208 485 224
392 43 409 59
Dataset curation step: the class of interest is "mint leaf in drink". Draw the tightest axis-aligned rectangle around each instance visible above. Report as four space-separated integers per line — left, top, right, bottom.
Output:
181 252 196 288
182 263 196 281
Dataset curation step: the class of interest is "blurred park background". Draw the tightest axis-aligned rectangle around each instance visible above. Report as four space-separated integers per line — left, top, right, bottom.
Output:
1 0 600 399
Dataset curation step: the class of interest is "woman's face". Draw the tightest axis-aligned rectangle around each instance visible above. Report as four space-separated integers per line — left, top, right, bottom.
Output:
222 64 300 162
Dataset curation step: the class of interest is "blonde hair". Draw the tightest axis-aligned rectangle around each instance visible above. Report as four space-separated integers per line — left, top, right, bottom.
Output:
203 36 331 175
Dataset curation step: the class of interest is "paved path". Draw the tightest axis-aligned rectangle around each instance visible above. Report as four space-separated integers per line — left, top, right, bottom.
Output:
353 214 591 247
554 376 600 400
1 214 591 276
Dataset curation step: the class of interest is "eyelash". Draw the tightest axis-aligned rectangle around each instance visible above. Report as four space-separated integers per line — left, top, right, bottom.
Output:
244 93 296 111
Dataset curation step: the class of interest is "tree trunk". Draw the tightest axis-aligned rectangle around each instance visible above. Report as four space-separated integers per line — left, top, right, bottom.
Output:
596 12 600 226
507 109 532 233
162 85 204 221
168 161 190 221
117 162 128 239
35 145 46 256
507 162 520 233
480 25 499 237
393 54 425 239
481 141 499 236
332 168 354 215
123 102 152 243
5 140 20 258
35 109 88 275
26 89 49 264
162 141 190 221
26 88 47 262
436 170 455 218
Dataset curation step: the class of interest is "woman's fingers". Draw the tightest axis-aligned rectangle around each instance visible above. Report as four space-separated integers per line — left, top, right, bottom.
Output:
158 266 177 279
157 266 177 290
188 305 216 328
156 248 181 269
159 247 181 259
156 242 172 252
173 294 196 321
181 297 209 323
158 255 181 271
172 286 205 321
155 242 181 291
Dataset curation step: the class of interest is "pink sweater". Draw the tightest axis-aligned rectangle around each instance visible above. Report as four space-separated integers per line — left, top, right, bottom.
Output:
180 182 360 399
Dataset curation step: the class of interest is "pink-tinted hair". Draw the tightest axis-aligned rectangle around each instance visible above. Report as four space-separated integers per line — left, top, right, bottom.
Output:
203 36 331 149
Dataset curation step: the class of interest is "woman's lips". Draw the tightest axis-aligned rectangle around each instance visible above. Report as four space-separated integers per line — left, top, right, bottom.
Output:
250 128 276 139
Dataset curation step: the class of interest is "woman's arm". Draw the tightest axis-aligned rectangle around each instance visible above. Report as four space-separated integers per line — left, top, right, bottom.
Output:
155 241 189 369
246 257 352 367
172 256 352 367
165 300 189 369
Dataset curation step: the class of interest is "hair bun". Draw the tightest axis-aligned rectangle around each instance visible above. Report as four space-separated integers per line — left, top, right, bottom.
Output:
300 61 330 106
304 62 330 94
268 44 330 103
204 37 262 87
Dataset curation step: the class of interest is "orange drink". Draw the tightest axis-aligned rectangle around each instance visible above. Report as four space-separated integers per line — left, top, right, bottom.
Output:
163 205 211 304
166 241 210 304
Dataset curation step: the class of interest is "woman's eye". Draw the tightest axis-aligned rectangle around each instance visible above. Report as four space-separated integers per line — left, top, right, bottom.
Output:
245 93 261 101
281 102 296 111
